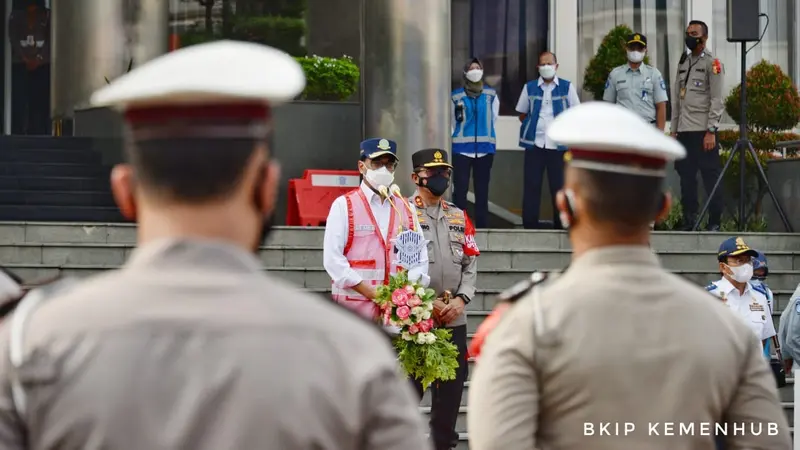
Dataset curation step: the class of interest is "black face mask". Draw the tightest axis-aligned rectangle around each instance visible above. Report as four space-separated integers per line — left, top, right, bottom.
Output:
685 35 702 51
418 175 450 197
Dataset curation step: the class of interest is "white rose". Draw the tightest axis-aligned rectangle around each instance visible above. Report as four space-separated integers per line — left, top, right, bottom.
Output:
425 333 437 344
416 288 426 297
401 331 413 341
404 318 413 326
423 310 432 320
416 334 427 344
411 306 424 317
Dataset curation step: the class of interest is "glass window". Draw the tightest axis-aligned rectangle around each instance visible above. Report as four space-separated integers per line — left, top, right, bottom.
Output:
711 0 792 124
451 0 549 116
577 0 687 106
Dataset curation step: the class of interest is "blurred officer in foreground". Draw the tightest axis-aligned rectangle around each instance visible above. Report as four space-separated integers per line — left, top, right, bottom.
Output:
468 102 790 450
671 20 725 231
0 41 429 449
779 283 800 377
603 33 668 130
409 149 479 450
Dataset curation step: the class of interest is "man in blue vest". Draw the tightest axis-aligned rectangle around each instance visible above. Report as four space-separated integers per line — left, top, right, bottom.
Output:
450 58 499 229
515 51 580 229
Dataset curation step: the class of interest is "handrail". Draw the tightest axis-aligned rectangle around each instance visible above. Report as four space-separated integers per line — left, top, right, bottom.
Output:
775 139 800 149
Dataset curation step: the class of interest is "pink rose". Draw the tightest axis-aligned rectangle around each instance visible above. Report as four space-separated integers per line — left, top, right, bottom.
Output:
396 305 411 320
405 285 415 294
391 288 409 306
419 318 433 333
408 324 419 334
407 295 422 307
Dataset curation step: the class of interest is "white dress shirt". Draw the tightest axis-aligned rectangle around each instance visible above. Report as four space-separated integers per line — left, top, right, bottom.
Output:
323 183 430 290
710 277 776 341
515 76 581 150
450 92 500 159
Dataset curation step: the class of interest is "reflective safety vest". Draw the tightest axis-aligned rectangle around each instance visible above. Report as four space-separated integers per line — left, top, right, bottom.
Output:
519 79 571 151
451 87 497 156
330 188 414 321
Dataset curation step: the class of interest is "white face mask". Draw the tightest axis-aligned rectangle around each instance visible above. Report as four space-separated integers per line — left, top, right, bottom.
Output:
750 278 763 287
539 64 556 80
465 69 483 83
365 166 394 190
627 50 645 63
726 263 754 283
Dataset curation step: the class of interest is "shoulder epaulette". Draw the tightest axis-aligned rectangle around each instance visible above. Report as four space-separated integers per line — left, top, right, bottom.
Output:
496 271 550 305
0 277 78 319
679 52 688 65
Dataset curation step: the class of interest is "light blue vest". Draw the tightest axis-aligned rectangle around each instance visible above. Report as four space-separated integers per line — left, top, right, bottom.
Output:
519 79 572 151
451 87 497 155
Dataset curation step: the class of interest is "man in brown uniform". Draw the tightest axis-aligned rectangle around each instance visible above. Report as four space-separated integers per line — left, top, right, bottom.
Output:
468 102 790 450
0 41 429 449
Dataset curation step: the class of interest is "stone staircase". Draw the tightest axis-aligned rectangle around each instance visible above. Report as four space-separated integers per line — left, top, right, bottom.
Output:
0 137 122 222
1 222 799 449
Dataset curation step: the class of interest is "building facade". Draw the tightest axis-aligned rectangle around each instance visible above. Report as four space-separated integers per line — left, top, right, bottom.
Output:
1 0 798 141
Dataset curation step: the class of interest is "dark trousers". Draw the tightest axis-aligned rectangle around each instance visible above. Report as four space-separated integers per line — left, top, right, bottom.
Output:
522 147 565 229
412 324 468 450
674 131 723 226
452 153 494 228
11 63 51 135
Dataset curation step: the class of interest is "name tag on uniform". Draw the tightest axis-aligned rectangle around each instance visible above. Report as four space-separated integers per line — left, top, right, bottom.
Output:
749 303 764 312
354 224 375 231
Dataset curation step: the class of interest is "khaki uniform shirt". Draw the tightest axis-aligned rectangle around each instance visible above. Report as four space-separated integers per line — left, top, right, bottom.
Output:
411 194 477 328
670 49 724 133
468 246 790 450
0 239 429 450
603 63 668 122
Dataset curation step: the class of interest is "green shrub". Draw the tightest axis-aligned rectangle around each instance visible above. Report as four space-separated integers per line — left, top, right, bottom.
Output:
583 25 651 100
232 15 307 56
724 60 800 133
296 55 360 101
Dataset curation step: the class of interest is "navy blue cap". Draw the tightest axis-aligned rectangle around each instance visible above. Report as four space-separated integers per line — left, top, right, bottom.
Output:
360 138 397 159
753 250 769 275
717 237 758 262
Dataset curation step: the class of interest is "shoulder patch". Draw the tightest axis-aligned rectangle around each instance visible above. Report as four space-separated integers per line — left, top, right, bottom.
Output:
712 59 722 75
705 283 718 292
796 301 800 314
659 78 666 90
604 78 610 89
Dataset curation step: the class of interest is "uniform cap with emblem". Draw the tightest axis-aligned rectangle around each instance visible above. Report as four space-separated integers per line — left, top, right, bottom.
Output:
547 102 685 177
627 33 647 47
717 236 758 262
89 40 305 140
360 138 398 160
412 148 453 169
753 250 769 276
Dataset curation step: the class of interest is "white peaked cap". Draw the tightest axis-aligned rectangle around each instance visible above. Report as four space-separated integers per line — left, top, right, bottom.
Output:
547 101 686 177
90 40 306 110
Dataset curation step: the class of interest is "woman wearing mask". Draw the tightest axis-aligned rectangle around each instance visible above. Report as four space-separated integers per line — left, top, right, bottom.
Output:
515 51 580 230
705 237 775 353
450 58 499 229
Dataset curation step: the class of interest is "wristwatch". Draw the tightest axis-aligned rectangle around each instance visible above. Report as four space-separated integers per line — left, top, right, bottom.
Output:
457 293 472 304
707 126 718 133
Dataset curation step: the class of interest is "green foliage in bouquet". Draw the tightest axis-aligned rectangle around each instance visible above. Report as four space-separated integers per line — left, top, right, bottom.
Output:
583 24 651 100
724 60 800 133
375 270 460 391
295 55 360 101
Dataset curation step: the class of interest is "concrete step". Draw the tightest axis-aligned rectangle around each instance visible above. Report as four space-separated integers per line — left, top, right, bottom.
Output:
0 176 109 192
0 207 125 223
0 190 115 207
422 406 468 434
2 223 800 252
0 135 95 150
0 163 109 178
3 243 800 275
0 148 101 164
5 264 799 292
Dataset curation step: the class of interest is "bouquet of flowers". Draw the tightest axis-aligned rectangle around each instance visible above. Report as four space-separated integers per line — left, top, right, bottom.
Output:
374 270 460 390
